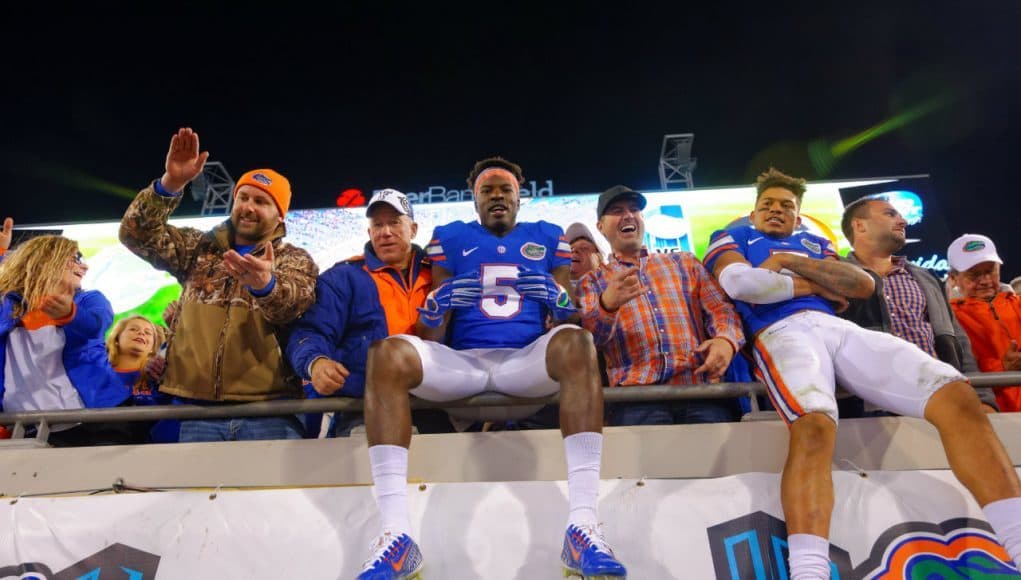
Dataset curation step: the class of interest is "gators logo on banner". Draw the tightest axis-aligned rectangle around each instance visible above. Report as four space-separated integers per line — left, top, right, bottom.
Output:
862 523 1018 579
707 512 1019 579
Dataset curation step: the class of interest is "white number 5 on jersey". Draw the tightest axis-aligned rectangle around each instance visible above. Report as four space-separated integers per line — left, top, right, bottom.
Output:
480 264 523 319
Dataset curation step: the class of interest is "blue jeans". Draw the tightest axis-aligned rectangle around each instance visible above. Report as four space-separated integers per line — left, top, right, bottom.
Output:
178 415 305 442
608 400 739 426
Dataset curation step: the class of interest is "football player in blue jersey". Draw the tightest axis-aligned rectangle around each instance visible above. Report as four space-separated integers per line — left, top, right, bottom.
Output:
703 168 1021 579
356 157 626 580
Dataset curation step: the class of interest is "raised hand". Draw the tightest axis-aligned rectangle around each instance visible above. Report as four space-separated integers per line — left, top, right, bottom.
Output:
0 217 12 252
600 266 643 311
418 270 483 328
514 265 576 320
693 337 736 382
224 242 275 292
160 127 210 194
39 276 76 319
310 357 351 395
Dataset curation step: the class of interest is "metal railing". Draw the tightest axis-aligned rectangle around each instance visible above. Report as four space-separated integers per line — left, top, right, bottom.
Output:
1 372 1018 439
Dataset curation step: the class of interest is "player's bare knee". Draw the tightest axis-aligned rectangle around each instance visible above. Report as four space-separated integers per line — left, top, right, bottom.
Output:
790 413 837 457
925 381 983 423
546 328 596 374
367 338 422 390
549 327 595 359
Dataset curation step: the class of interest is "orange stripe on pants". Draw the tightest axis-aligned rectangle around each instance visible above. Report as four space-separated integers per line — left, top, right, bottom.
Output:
754 340 806 423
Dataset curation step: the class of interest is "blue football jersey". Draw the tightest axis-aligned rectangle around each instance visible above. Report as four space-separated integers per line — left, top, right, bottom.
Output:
703 225 839 335
426 220 571 349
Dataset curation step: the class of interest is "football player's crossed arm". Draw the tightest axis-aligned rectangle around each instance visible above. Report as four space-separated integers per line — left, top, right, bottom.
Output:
710 250 852 305
763 253 875 300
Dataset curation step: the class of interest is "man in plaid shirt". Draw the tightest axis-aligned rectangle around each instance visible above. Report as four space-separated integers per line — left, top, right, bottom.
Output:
576 185 745 425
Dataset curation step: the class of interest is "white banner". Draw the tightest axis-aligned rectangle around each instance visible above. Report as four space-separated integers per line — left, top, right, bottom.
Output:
1 469 1018 579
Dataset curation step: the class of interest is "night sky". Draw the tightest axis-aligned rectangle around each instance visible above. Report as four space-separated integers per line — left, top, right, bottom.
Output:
2 2 1017 275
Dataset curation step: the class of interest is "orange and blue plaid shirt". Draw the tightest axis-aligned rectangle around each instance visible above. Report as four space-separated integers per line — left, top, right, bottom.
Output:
577 250 744 387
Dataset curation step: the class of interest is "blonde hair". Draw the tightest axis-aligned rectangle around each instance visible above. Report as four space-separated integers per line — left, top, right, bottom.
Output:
106 312 163 363
0 235 80 318
106 315 165 394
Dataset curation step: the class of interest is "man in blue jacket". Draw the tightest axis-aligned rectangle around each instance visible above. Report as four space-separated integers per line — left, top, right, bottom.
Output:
286 189 432 436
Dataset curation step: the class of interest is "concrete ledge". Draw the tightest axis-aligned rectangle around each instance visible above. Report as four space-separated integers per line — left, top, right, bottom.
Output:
2 414 1019 497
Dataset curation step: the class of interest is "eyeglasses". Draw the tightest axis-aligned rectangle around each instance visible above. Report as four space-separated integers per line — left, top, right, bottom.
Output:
961 269 997 282
71 252 86 266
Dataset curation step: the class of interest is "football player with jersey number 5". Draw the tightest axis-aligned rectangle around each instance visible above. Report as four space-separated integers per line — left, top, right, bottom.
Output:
355 157 626 580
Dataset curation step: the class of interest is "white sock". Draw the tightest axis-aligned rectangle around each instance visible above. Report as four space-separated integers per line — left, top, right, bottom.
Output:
368 444 411 535
564 432 601 527
788 533 831 580
983 497 1021 570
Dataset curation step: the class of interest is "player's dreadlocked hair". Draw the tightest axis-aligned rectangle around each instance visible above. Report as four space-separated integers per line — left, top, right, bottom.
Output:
466 157 526 189
755 167 807 205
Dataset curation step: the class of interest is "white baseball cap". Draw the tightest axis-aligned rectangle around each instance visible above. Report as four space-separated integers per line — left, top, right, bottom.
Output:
366 188 414 219
565 222 597 245
947 233 1002 272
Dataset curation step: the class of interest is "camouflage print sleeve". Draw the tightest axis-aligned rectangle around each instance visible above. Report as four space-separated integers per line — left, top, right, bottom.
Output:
118 183 206 280
255 242 319 326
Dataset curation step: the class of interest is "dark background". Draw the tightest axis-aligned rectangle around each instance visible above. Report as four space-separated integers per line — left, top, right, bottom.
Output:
2 2 1016 277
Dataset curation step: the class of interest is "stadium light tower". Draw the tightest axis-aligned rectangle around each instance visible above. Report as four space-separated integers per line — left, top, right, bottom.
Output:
658 133 697 189
190 161 235 216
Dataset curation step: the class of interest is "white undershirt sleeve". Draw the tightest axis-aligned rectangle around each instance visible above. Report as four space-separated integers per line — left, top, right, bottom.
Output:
718 261 795 304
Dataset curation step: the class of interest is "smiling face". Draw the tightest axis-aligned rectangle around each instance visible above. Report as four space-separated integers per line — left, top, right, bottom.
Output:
751 186 801 238
0 236 87 317
597 197 645 256
231 185 283 244
117 317 157 358
474 171 520 234
569 238 601 279
62 250 88 291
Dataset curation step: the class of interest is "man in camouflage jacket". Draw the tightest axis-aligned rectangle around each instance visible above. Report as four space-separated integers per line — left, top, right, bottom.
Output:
119 128 318 441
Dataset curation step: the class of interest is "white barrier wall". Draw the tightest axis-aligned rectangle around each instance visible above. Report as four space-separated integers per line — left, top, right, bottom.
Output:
4 415 1021 496
3 417 1021 578
2 470 1019 579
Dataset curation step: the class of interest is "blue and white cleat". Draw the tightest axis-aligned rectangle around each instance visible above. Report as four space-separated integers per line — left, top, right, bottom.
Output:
561 524 627 579
356 530 423 580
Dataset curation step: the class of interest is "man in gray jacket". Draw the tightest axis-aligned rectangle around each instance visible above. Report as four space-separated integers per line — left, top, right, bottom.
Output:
839 196 997 411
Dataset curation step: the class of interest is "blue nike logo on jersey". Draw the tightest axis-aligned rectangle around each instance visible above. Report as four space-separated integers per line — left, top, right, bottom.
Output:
462 247 479 256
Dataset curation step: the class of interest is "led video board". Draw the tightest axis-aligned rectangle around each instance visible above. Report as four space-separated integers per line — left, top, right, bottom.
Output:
17 176 947 330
